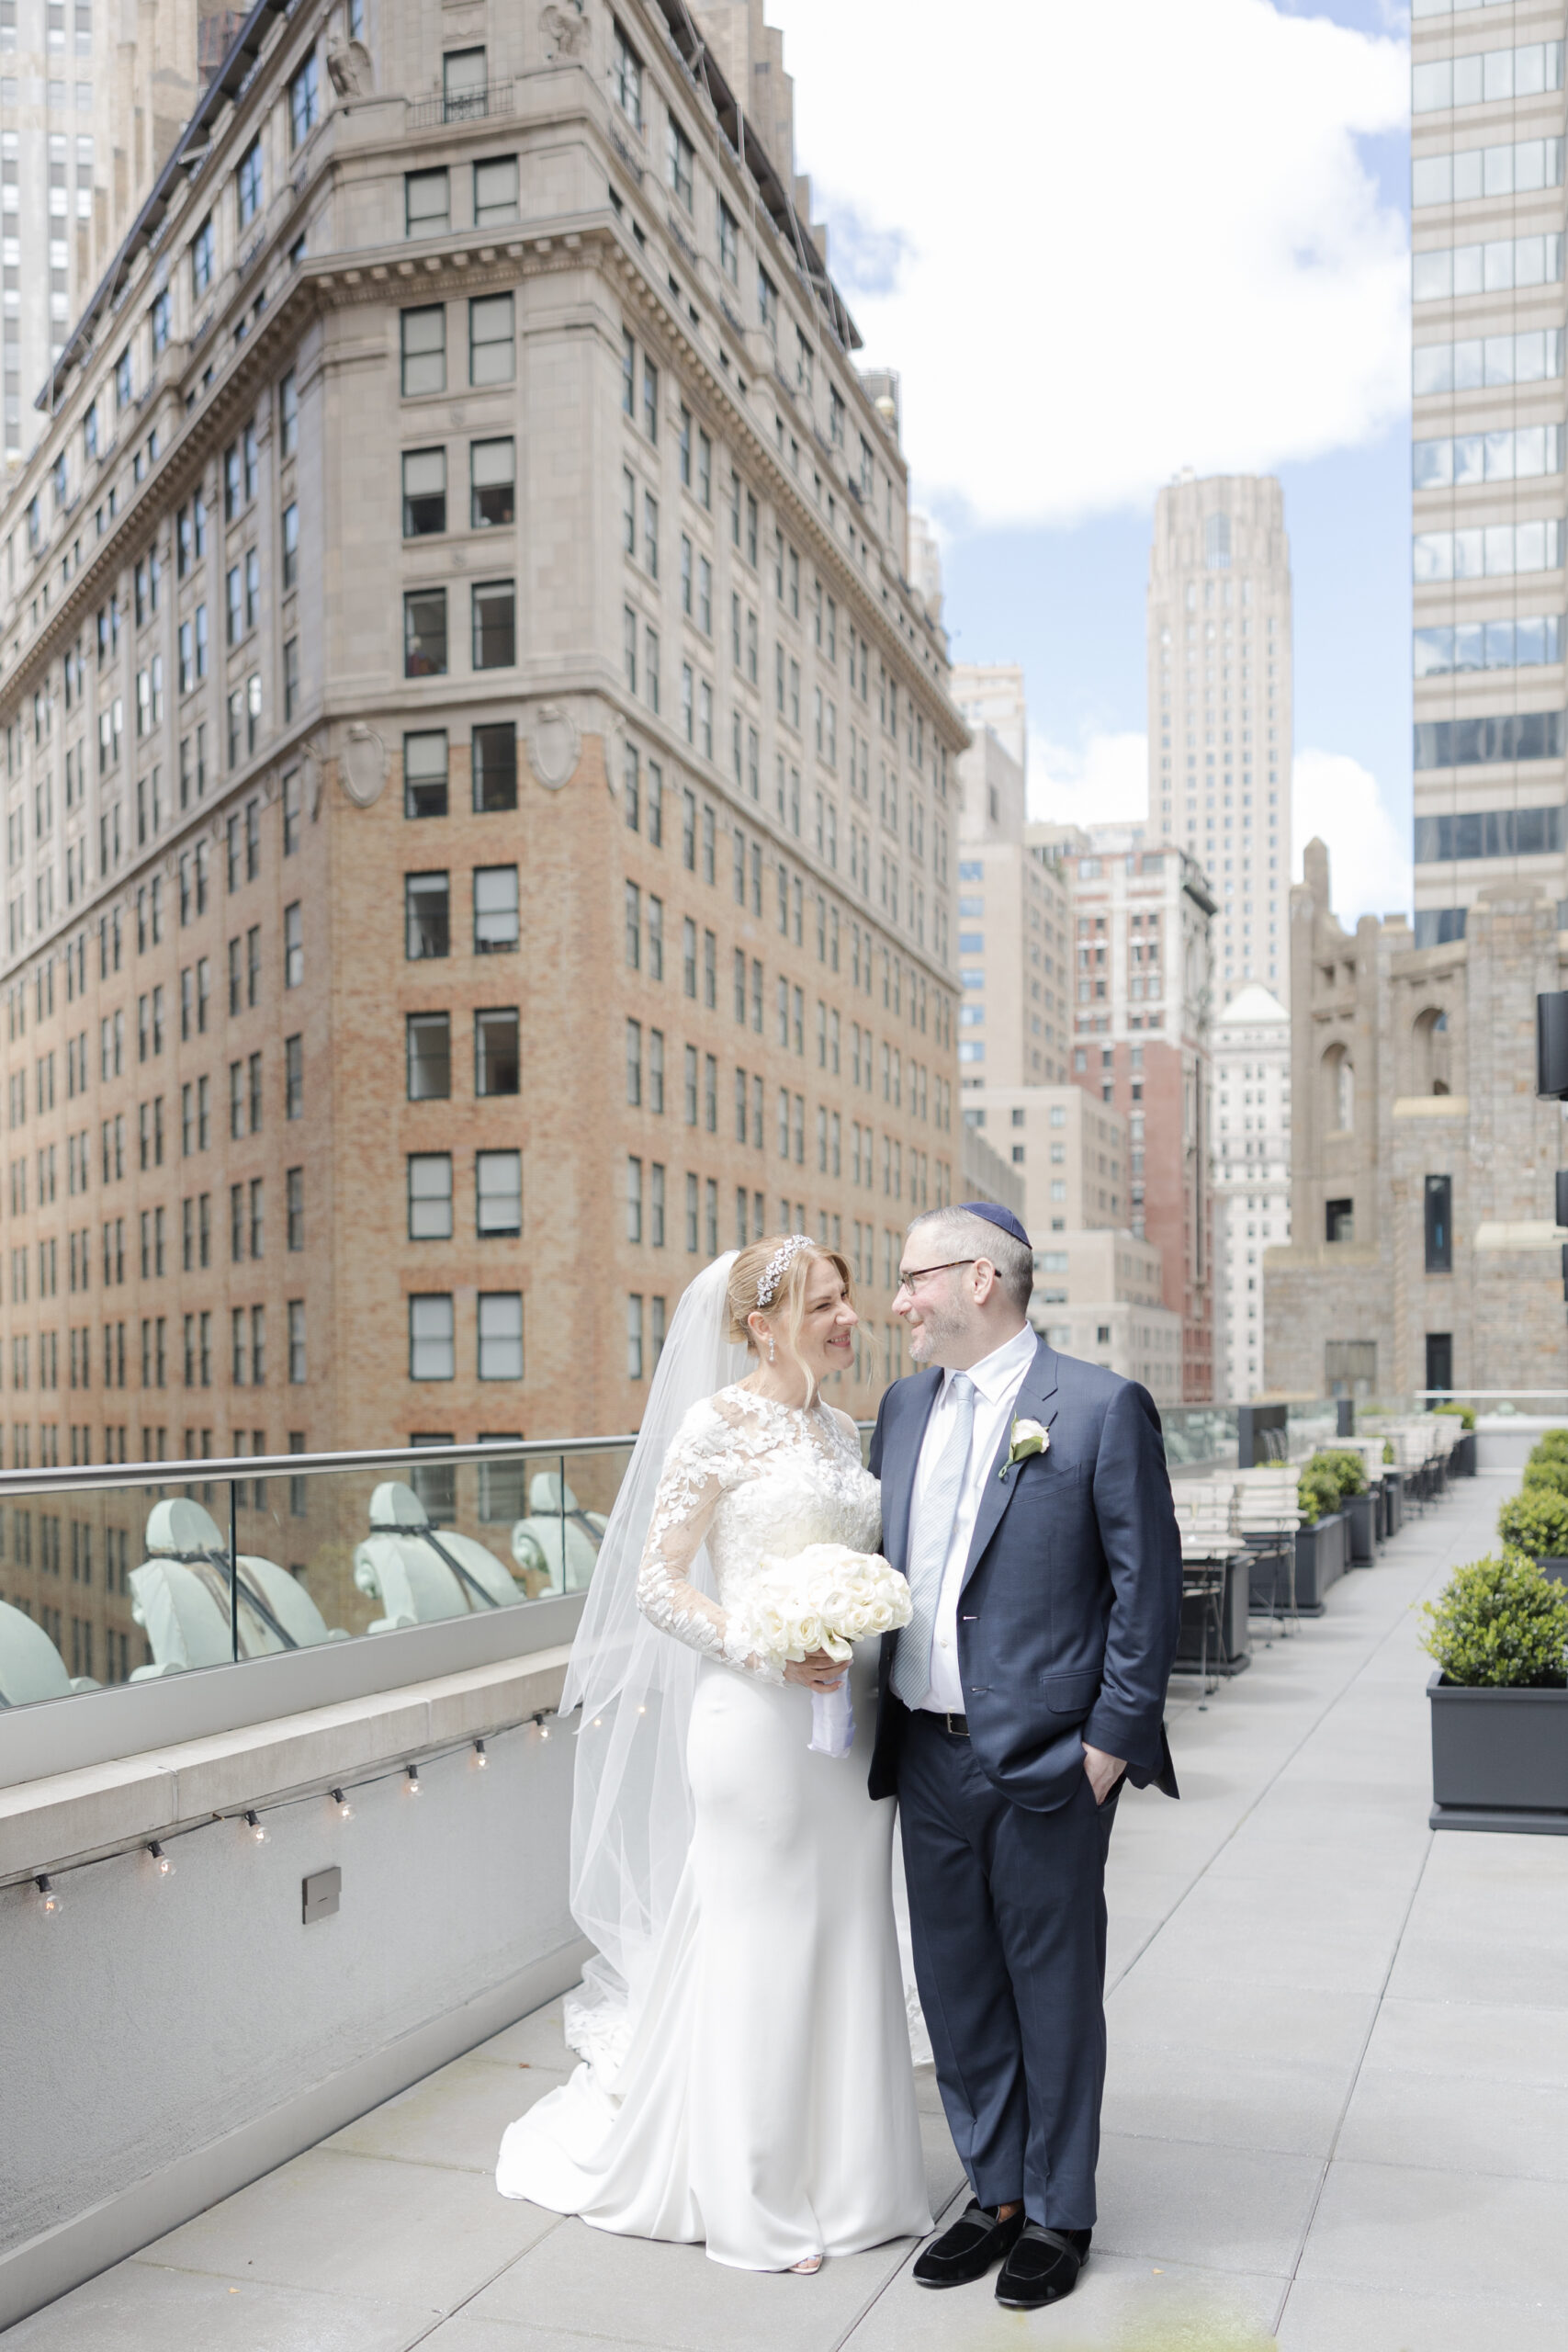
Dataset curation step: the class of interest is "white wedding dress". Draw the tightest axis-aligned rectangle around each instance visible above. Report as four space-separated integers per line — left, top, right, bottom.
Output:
496 1384 931 2270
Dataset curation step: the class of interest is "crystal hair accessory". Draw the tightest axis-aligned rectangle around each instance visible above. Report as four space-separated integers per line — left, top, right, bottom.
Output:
756 1234 816 1310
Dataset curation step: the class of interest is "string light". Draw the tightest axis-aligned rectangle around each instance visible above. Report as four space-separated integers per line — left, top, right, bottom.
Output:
243 1811 267 1844
532 1711 552 1741
472 1740 488 1769
405 1764 422 1794
148 1841 174 1877
331 1788 354 1821
35 1873 62 1917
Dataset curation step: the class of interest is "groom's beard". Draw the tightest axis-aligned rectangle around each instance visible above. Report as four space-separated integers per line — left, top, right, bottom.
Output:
907 1299 968 1367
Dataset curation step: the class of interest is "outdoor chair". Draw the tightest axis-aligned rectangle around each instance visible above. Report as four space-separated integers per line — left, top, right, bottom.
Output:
353 1480 526 1631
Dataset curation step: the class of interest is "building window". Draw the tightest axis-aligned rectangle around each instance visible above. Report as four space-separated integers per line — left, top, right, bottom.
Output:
719 198 739 282
443 46 487 119
478 1293 523 1380
409 1294 455 1381
475 1008 519 1096
1325 1197 1354 1245
283 639 299 721
289 51 320 149
1424 1173 1452 1274
472 723 516 811
468 293 514 387
409 1154 453 1240
404 587 447 675
477 1148 522 1236
285 1034 303 1119
405 873 450 960
287 1166 304 1250
407 1012 451 1100
402 448 446 537
471 579 515 668
190 216 214 297
279 370 298 457
470 436 514 526
473 865 519 953
667 118 694 209
474 155 519 227
404 730 448 819
613 20 642 128
237 137 264 229
400 306 446 397
405 167 449 237
283 900 303 988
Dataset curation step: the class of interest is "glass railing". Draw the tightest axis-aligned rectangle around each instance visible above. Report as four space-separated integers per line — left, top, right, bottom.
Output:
0 1435 635 1713
1160 1405 1241 1470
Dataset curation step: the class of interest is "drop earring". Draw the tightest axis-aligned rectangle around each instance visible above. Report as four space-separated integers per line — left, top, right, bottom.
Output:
768 1334 776 1363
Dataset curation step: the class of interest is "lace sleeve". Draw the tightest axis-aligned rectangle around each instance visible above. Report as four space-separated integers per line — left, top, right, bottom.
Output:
635 1401 783 1681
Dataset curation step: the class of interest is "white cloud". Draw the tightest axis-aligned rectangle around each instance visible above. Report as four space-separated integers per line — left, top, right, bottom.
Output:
1029 729 1150 828
1292 747 1410 922
771 0 1409 528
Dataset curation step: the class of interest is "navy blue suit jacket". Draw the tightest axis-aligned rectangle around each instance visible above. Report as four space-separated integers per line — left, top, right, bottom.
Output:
868 1337 1183 1812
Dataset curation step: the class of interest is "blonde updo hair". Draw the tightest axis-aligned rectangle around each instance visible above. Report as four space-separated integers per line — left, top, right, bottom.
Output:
727 1236 856 1386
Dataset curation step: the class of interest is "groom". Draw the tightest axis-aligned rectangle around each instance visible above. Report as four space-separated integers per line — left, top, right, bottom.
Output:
869 1201 1182 2312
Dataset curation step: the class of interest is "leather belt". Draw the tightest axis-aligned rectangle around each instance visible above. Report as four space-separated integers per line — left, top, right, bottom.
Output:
928 1710 969 1736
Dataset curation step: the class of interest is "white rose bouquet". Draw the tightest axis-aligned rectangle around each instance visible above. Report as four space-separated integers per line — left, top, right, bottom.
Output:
738 1542 912 1758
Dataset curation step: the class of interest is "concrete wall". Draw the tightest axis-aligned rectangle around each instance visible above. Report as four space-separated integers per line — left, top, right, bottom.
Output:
0 1648 583 2329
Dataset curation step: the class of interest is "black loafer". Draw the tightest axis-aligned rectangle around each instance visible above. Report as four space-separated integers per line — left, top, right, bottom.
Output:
995 2222 1090 2310
912 2199 1027 2289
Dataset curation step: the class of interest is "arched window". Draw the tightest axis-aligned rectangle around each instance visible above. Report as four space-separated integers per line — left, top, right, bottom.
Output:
1413 1006 1451 1095
1204 513 1231 571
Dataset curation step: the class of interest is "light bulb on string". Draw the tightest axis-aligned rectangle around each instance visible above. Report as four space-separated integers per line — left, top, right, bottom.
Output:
406 1764 422 1794
331 1788 354 1821
148 1841 175 1877
244 1811 267 1844
533 1712 551 1741
472 1739 488 1769
35 1872 62 1917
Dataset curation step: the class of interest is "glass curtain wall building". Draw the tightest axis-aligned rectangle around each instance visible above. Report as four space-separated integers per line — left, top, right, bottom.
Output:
1412 0 1568 944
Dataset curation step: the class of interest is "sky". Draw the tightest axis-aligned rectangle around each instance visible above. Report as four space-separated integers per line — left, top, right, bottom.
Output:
769 0 1416 926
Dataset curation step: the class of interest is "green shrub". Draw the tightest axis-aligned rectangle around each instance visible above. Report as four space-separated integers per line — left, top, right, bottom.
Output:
1522 1456 1568 1498
1421 1551 1568 1688
1497 1487 1568 1561
1382 1441 1395 1465
1296 1466 1338 1525
1305 1448 1368 1503
1432 1402 1476 1433
1529 1428 1568 1464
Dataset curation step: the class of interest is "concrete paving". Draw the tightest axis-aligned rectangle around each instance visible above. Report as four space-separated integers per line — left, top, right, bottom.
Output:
8 1465 1564 2350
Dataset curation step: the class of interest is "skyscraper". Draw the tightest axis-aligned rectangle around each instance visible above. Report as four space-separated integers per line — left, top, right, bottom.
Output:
1146 472 1293 1006
1 3 202 472
1410 7 1568 945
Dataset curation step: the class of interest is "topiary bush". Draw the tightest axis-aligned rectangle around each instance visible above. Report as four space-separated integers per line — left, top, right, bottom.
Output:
1382 1441 1396 1465
1497 1487 1568 1561
1421 1551 1568 1688
1529 1429 1568 1464
1522 1455 1568 1498
1432 1402 1476 1433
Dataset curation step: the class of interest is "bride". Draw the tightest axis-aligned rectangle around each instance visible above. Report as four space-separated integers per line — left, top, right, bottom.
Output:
496 1236 931 2272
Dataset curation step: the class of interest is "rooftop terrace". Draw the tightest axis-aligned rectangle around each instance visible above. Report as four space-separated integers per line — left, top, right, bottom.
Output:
5 1461 1561 2350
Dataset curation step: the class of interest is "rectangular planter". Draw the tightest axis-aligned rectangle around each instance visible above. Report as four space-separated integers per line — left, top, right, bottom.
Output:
1428 1672 1568 1833
1175 1551 1251 1679
1288 1512 1347 1614
1347 1490 1378 1564
1385 1472 1404 1535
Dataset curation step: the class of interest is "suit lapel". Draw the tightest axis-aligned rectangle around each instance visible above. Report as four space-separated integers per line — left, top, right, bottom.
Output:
881 1368 942 1575
959 1339 1060 1593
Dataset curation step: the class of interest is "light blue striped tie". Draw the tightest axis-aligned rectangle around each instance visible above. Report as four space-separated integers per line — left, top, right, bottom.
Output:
891 1373 976 1710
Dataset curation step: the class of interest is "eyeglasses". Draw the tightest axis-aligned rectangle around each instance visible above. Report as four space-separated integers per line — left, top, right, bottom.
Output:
893 1258 976 1301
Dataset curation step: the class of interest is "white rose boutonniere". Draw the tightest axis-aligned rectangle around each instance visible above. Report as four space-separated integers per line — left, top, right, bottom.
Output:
999 1414 1050 1483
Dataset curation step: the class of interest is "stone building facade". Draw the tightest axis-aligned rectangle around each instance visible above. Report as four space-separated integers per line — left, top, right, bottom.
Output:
0 0 964 1585
1266 840 1568 1400
1029 1225 1182 1404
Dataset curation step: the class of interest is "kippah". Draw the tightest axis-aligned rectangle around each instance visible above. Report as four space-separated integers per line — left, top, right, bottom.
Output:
960 1201 1031 1250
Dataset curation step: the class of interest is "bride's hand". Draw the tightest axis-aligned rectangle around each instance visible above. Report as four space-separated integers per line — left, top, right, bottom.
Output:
784 1649 847 1690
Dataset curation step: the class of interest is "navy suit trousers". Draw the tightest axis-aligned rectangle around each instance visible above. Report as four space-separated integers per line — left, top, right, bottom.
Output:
897 1706 1120 2231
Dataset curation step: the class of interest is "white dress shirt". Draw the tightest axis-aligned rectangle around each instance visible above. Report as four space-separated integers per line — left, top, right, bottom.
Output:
908 1322 1040 1713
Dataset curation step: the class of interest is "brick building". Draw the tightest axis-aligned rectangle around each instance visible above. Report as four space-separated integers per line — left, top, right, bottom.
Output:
0 0 964 1604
